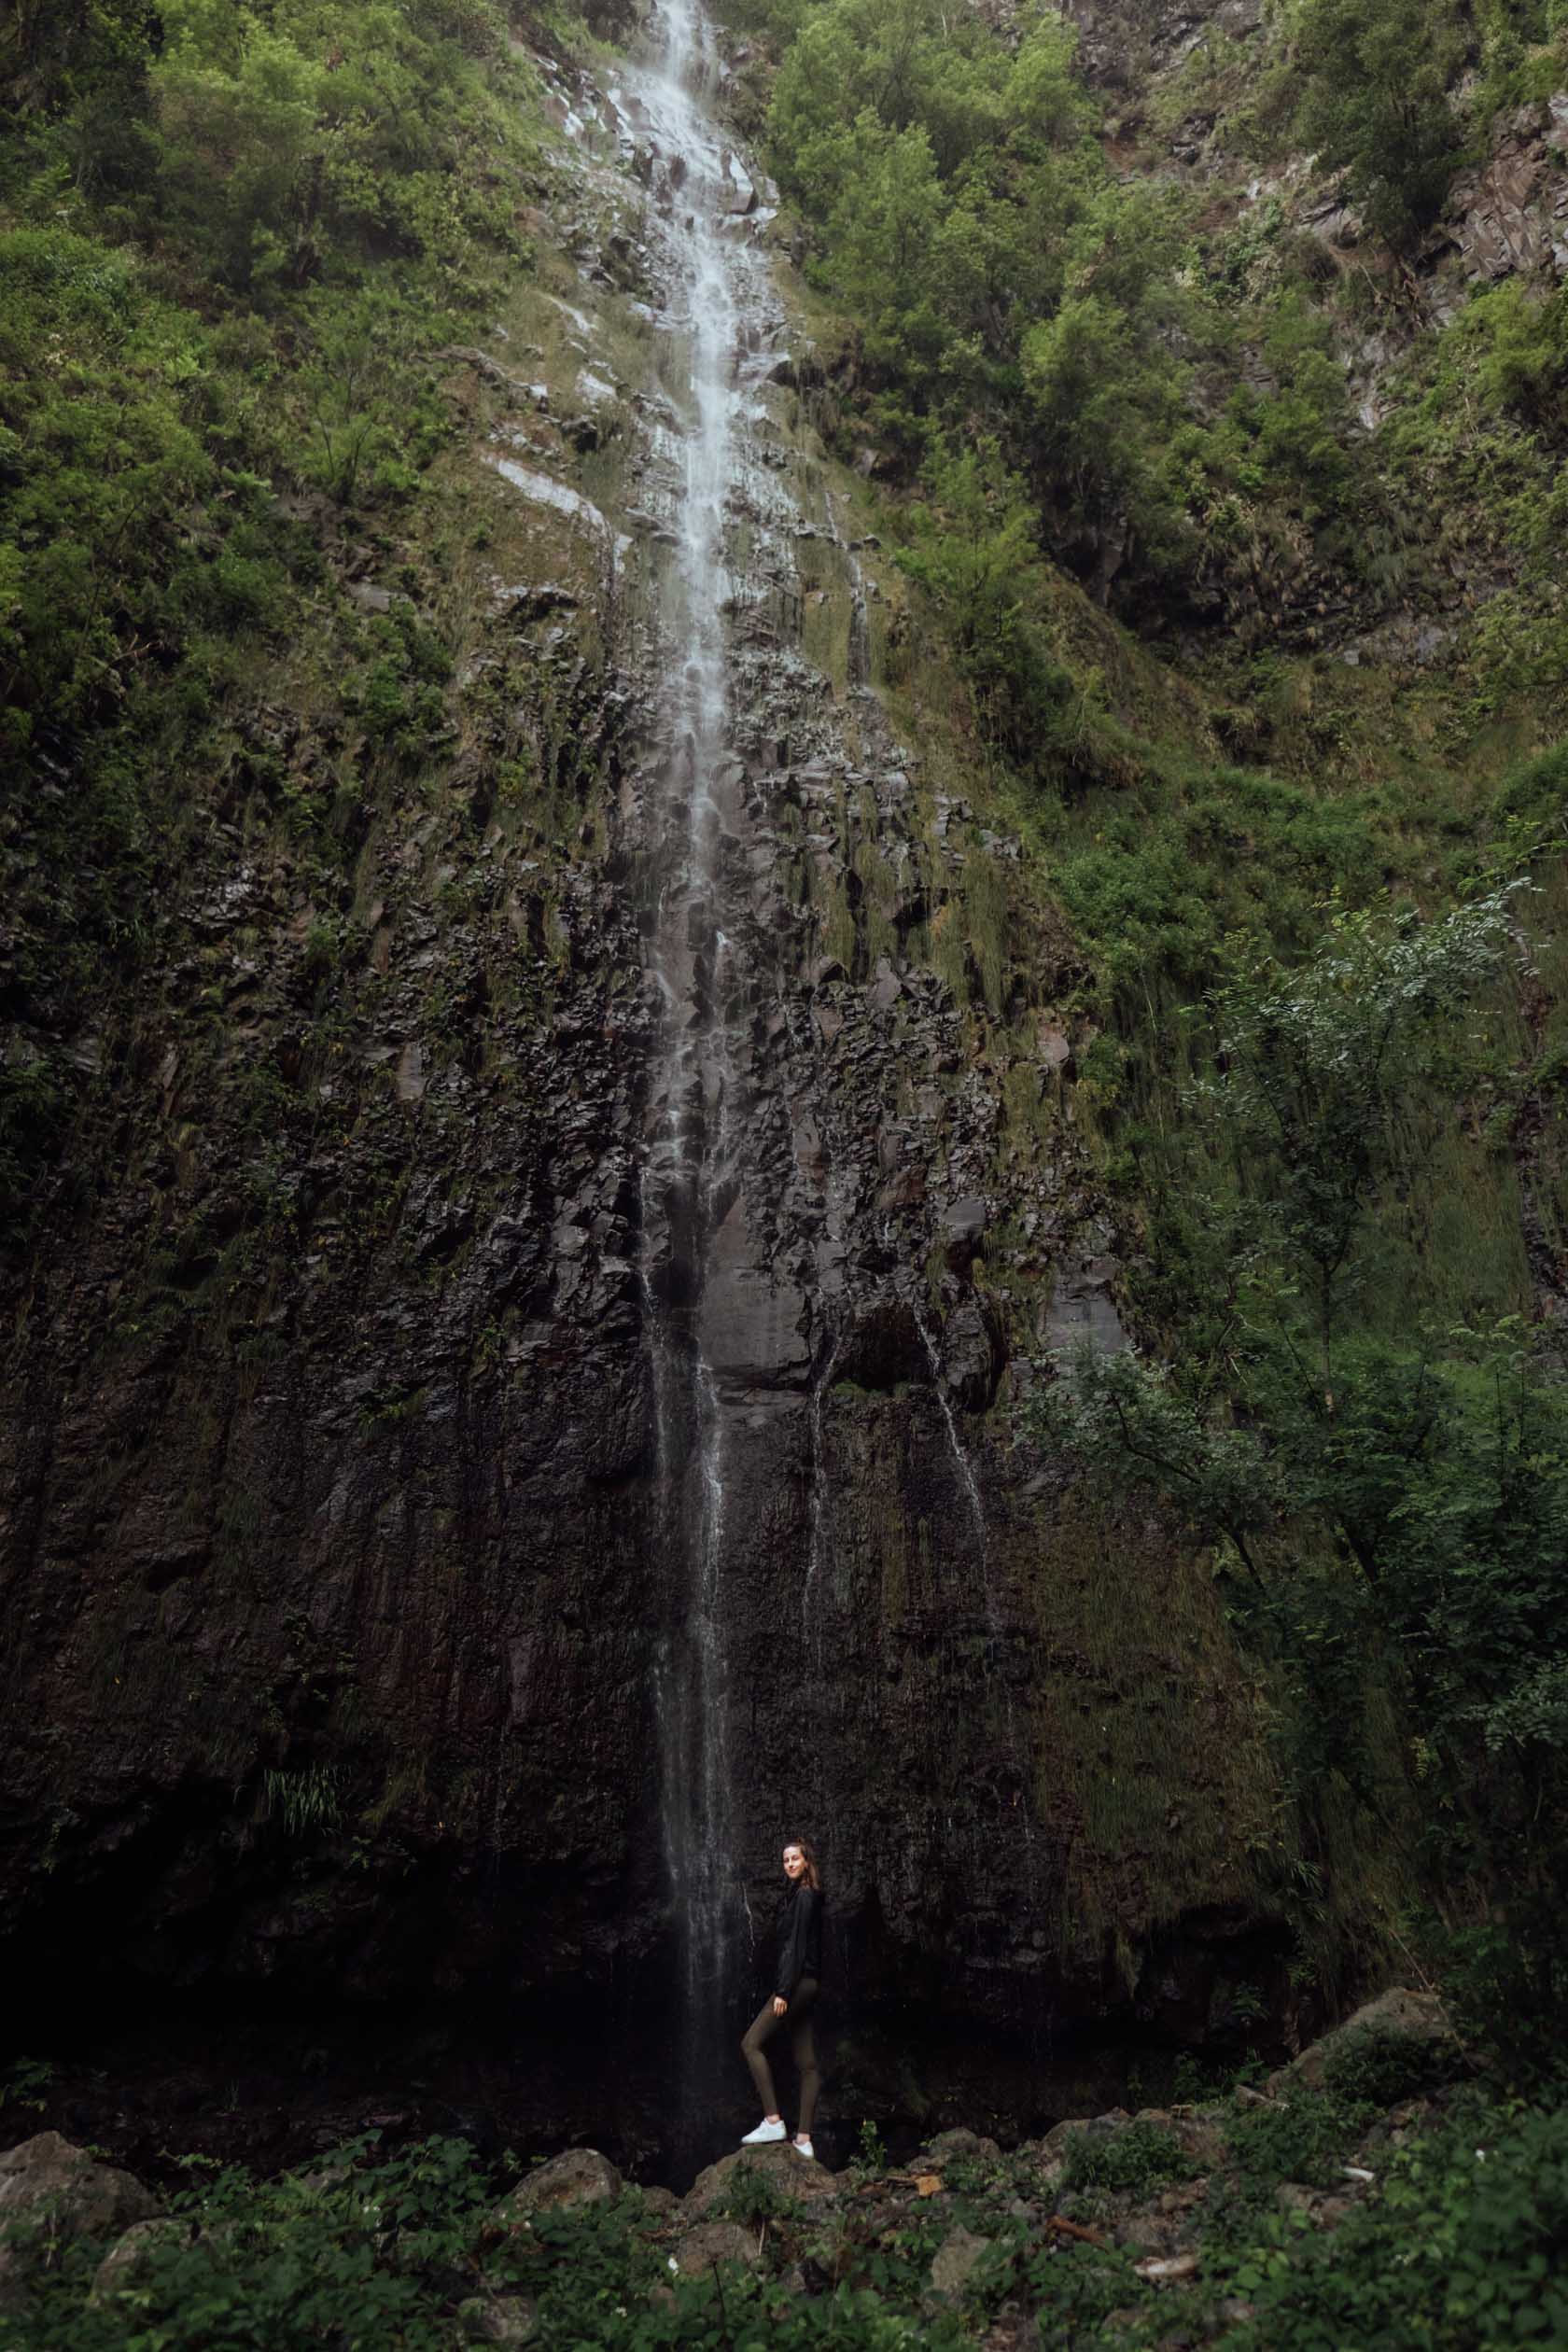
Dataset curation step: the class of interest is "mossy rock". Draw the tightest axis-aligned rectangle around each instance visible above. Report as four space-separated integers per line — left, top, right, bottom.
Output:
488 2148 622 2234
681 2144 837 2222
1282 1989 1459 2097
671 2220 763 2275
457 2293 537 2345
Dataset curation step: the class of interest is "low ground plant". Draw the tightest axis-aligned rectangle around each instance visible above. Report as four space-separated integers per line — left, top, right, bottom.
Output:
1225 2085 1378 2193
1063 2120 1197 2196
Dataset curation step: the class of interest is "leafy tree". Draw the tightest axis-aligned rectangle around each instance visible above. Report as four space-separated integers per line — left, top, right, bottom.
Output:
1199 888 1522 1390
1041 890 1566 2062
1236 291 1359 519
1293 0 1467 245
0 0 161 118
1043 1320 1568 2062
893 439 1072 760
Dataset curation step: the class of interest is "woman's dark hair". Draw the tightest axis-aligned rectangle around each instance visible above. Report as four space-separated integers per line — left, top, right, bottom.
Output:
783 1834 821 1891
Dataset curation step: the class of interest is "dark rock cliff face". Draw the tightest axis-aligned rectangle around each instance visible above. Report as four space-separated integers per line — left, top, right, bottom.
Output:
0 7 1313 2151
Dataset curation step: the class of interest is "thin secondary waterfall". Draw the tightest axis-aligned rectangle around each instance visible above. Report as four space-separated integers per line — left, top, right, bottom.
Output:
913 1297 1040 1877
801 1335 840 1665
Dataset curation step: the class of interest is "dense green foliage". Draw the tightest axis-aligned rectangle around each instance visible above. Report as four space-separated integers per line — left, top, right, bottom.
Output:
4 2135 497 2351
1216 2096 1568 2352
0 0 549 1237
1041 900 1568 2070
1061 2119 1193 2196
1293 0 1467 244
738 0 1567 664
732 0 1568 894
6 2088 1568 2348
755 0 1228 590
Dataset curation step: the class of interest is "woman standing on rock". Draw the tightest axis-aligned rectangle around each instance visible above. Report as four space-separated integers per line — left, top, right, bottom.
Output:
739 1835 823 2161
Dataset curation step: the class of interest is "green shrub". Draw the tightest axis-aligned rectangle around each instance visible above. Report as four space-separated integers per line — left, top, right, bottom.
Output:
261 1763 342 1839
1227 2085 1376 2190
715 2164 805 2225
7 2135 494 2352
1023 2236 1149 2333
1441 1917 1568 2093
1292 0 1467 246
1063 2120 1195 2196
1319 2027 1463 2107
1492 738 1568 831
1220 2098 1568 2351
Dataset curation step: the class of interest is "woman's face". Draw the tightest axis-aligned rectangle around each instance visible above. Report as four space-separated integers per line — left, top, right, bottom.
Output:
782 1844 805 1882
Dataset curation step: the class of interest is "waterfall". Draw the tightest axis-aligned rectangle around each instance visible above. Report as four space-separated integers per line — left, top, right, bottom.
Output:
623 0 1040 2092
627 0 752 2048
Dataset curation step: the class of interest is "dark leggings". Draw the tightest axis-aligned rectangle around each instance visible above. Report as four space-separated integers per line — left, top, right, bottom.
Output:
741 1976 819 2132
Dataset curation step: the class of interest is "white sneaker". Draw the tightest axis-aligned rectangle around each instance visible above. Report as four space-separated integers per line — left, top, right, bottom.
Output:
791 2135 814 2161
741 2119 786 2145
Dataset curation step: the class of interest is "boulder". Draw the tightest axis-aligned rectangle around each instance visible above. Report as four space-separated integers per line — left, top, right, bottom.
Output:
457 2294 537 2344
1038 2108 1131 2159
928 2222 992 2300
671 2220 762 2275
921 2128 1001 2168
680 2144 837 2222
0 2134 161 2241
1278 1989 1456 2093
91 2218 187 2303
489 2148 622 2233
0 2135 162 2307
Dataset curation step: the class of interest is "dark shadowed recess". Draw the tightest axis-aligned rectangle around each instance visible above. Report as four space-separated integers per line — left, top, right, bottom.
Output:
2 1887 1301 2189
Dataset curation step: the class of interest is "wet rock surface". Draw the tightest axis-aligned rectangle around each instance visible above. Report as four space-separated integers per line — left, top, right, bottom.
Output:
0 0 1297 2149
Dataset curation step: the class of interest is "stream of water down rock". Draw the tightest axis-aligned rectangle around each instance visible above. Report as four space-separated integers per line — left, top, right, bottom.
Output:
609 0 1045 2098
624 0 756 2071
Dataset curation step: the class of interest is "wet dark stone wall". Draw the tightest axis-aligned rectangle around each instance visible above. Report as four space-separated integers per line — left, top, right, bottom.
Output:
0 8 1330 2162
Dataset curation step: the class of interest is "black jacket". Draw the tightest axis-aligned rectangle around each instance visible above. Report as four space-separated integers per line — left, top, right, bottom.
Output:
776 1883 823 2000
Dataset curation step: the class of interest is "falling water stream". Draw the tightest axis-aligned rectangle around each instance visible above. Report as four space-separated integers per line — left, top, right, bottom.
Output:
615 0 1040 2084
620 0 759 2049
